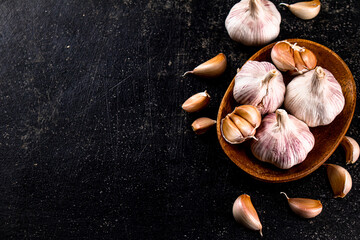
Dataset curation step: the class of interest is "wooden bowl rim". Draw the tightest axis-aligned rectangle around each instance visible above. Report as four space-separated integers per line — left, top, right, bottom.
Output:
216 38 357 183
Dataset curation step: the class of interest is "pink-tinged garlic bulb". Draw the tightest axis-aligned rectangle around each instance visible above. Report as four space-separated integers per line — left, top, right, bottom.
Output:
233 61 285 115
284 66 345 127
251 109 315 169
225 0 281 46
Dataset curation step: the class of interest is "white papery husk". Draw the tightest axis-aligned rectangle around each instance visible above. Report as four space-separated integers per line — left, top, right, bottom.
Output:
225 0 281 46
233 61 285 115
284 67 345 127
251 109 315 169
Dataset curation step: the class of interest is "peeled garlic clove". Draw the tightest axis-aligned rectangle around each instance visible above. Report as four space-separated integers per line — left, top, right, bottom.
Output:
325 164 352 198
183 53 227 78
221 105 261 144
225 0 281 46
233 194 263 236
251 109 315 169
285 66 345 127
271 40 317 74
182 91 210 113
280 0 321 20
340 136 359 165
233 61 285 115
280 192 322 218
191 117 216 135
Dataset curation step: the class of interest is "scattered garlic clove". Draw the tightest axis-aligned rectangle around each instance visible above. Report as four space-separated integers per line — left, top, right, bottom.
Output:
182 91 210 113
233 61 285 115
221 105 261 144
225 0 281 46
251 109 315 169
191 117 216 135
271 40 317 75
280 192 322 218
325 164 352 198
285 66 345 127
280 0 321 20
233 194 263 236
183 53 227 78
340 136 359 165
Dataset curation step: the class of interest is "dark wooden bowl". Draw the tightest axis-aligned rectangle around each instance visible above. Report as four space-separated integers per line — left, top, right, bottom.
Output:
216 39 356 183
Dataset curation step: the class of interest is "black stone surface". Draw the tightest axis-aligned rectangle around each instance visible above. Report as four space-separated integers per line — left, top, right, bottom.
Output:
0 0 359 239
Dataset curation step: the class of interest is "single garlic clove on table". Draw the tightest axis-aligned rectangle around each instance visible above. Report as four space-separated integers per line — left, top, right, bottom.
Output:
221 105 261 144
271 40 317 75
340 136 359 165
233 61 285 115
280 192 322 218
280 0 321 20
251 109 315 169
284 66 345 127
325 164 352 198
182 91 210 113
183 53 227 78
225 0 281 46
191 117 216 135
233 194 263 236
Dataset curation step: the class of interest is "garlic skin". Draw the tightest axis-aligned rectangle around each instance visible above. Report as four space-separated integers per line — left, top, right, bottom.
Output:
271 40 317 75
280 0 321 20
280 192 322 218
183 53 227 78
325 164 352 198
284 66 345 127
340 136 359 165
182 91 210 113
221 105 261 144
225 0 281 46
233 194 263 236
191 117 216 135
233 61 285 115
251 109 315 169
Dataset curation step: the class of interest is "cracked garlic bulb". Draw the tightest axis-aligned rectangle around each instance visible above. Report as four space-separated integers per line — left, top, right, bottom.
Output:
225 0 281 46
233 61 285 115
284 66 345 127
251 109 315 169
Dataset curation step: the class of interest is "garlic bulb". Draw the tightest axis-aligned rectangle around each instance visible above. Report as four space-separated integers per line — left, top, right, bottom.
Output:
233 61 285 115
271 40 317 75
225 0 281 46
284 66 345 127
251 109 315 169
280 0 321 20
183 53 227 78
221 105 261 144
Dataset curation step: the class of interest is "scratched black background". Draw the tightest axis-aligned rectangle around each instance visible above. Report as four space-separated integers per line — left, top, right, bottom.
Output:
0 0 359 239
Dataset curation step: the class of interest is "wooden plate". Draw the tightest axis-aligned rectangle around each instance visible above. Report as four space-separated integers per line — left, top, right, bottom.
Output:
216 39 356 183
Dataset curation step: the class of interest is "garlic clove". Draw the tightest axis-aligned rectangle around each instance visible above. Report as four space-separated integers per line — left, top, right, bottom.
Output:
183 53 227 78
293 50 307 74
325 164 352 198
280 0 321 20
300 49 317 70
221 116 244 144
233 194 263 236
270 41 295 72
340 136 359 165
182 91 210 113
251 109 315 169
191 117 216 135
221 105 261 144
234 105 262 128
225 0 281 46
280 192 322 218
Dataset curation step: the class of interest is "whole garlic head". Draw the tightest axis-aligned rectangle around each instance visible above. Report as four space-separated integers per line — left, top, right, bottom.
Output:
225 0 281 46
233 61 285 115
251 109 315 169
284 66 345 127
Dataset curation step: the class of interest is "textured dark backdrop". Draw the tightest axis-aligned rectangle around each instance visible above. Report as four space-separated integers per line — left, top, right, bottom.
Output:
0 0 359 239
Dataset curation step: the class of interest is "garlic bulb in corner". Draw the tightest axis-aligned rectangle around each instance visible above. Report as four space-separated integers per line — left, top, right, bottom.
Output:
233 61 285 115
284 66 345 127
225 0 281 46
251 109 315 169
